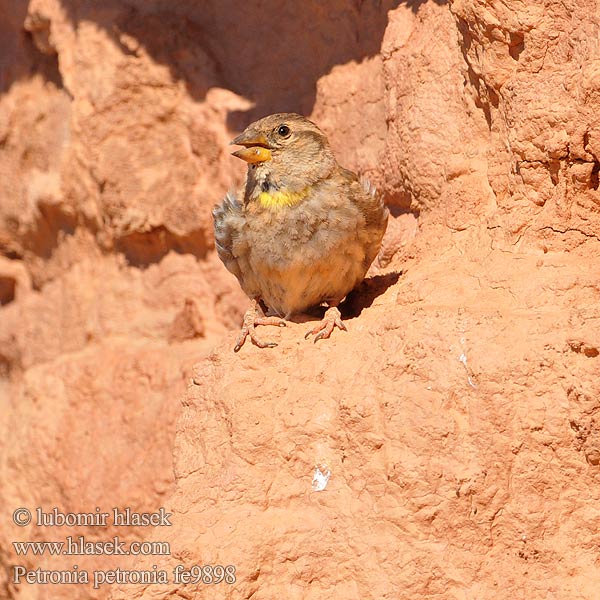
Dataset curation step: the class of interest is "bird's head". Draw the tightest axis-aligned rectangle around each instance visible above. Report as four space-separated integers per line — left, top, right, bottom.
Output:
230 113 337 201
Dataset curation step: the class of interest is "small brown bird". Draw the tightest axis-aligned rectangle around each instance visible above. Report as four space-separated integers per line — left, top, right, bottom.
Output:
213 113 388 351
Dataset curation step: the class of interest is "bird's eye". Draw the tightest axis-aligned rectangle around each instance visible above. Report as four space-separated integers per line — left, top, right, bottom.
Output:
277 125 291 137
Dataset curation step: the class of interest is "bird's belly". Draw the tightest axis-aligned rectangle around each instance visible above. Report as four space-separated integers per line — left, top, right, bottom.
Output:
249 241 366 317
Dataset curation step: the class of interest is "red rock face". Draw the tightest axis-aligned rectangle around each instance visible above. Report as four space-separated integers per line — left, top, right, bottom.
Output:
1 1 599 599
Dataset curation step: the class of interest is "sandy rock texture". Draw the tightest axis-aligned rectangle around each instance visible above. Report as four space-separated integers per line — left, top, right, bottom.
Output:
1 0 599 599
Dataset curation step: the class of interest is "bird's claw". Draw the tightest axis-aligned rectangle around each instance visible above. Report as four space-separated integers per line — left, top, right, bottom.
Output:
305 307 347 343
234 328 279 352
256 317 286 328
234 303 285 352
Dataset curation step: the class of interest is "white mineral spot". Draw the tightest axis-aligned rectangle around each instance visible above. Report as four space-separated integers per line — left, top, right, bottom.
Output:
312 466 331 492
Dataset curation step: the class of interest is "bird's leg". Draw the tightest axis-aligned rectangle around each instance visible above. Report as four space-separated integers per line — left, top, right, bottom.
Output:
234 298 286 352
304 303 347 343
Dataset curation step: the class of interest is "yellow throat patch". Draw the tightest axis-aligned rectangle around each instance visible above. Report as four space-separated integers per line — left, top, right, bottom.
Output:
257 187 309 209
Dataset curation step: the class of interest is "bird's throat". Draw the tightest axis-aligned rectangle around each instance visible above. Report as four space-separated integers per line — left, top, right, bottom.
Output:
256 187 309 209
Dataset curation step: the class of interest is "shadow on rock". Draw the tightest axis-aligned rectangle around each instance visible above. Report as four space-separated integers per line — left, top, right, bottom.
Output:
28 0 451 123
290 271 402 323
342 271 402 319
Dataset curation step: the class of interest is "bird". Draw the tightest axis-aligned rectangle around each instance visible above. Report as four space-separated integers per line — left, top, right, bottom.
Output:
212 113 388 352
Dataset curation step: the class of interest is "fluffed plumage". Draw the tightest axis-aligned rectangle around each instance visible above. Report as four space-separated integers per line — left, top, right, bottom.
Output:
213 113 388 350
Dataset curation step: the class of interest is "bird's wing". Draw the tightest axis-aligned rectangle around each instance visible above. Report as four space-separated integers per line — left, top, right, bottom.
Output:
212 191 245 281
357 174 389 231
340 169 389 268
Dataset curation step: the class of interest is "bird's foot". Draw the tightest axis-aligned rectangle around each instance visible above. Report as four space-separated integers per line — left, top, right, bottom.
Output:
234 301 286 352
304 306 347 343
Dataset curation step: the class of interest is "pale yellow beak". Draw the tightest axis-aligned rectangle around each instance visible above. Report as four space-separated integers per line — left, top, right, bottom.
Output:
231 146 272 163
230 131 272 163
